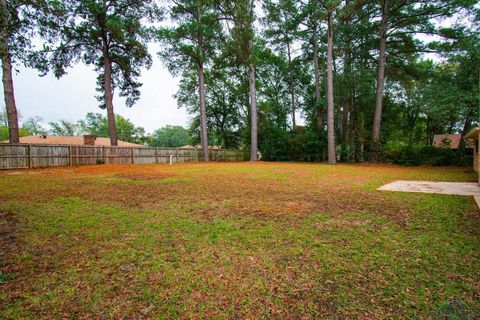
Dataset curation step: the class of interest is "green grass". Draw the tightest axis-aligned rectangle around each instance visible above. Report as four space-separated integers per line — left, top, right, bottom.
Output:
0 162 478 319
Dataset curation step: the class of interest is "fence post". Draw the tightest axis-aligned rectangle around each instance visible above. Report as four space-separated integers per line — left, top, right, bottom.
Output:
155 148 159 164
176 148 179 163
131 147 135 164
28 144 32 169
69 145 73 166
103 146 107 164
194 147 198 162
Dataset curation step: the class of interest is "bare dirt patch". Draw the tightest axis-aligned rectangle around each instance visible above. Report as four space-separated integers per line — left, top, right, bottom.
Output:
115 173 175 181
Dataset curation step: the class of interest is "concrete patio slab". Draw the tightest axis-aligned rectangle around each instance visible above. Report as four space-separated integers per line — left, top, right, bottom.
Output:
378 180 480 208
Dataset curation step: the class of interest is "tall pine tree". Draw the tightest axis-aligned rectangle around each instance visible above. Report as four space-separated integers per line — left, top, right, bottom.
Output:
157 0 223 161
0 0 42 143
35 0 160 146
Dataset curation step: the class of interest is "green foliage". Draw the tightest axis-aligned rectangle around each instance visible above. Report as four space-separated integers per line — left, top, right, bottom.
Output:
260 126 324 162
35 0 162 108
156 0 223 76
79 112 147 144
383 144 461 166
0 0 42 66
78 113 105 137
150 125 191 148
21 116 47 136
0 271 13 283
164 0 478 164
2 0 475 165
0 125 8 141
5 111 149 144
0 108 7 127
49 119 81 136
0 125 29 141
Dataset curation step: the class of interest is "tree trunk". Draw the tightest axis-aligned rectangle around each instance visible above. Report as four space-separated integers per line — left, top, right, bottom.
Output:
326 12 336 165
286 41 295 129
358 111 365 162
1 0 19 144
102 46 118 146
341 96 350 160
342 0 353 162
197 63 209 161
456 107 473 163
341 56 350 161
247 39 258 161
312 22 322 130
372 0 388 161
425 115 430 145
196 5 209 161
349 86 357 161
221 119 229 149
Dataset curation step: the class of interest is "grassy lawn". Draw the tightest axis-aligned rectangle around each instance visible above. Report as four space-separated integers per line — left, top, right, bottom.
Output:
0 162 479 319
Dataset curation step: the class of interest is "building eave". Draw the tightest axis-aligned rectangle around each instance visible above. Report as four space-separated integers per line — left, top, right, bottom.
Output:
464 128 480 141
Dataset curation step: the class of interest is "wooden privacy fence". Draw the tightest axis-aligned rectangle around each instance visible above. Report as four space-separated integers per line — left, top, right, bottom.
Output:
0 144 247 169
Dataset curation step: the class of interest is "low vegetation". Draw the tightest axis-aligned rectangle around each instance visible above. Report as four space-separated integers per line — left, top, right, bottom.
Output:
0 163 478 319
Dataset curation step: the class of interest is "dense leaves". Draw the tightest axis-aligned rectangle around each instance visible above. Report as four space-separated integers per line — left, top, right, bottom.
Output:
78 112 148 144
167 0 478 164
151 125 191 147
1 0 478 163
35 0 161 108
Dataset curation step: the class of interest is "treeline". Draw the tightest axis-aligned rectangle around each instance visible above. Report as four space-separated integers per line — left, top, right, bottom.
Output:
1 0 478 163
0 111 191 147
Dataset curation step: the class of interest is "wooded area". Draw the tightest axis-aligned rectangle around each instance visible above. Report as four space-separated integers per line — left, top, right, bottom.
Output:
0 0 479 163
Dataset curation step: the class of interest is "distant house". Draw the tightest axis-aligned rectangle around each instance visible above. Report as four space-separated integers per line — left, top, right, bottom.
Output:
1 135 145 147
433 134 472 150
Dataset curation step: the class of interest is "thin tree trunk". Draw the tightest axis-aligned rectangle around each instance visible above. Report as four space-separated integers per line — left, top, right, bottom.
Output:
342 0 353 162
326 11 336 165
342 95 350 160
312 22 322 130
198 63 209 161
425 115 430 145
220 117 229 149
372 0 388 160
102 46 117 146
359 111 365 162
247 39 258 161
1 0 19 144
196 5 209 161
286 40 295 129
341 52 350 160
350 85 357 161
456 107 473 162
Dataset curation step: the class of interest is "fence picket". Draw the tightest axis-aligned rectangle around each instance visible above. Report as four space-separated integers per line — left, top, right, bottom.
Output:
0 144 246 169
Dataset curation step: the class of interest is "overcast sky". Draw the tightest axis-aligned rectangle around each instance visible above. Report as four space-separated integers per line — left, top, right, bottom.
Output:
1 43 189 134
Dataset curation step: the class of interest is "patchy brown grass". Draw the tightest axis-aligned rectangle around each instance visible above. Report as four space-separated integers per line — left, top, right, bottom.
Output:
0 162 478 319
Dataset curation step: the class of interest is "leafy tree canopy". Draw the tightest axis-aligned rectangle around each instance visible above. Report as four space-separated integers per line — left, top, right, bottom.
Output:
151 125 191 148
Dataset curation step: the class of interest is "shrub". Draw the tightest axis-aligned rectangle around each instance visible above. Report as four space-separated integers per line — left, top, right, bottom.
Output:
260 127 325 162
384 145 459 166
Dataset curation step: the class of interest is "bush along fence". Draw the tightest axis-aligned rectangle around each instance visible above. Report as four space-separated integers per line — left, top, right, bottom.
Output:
0 144 247 169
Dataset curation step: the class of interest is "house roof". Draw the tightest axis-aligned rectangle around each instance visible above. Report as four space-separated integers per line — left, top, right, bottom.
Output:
464 127 480 141
433 134 463 149
179 145 222 150
1 135 145 147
